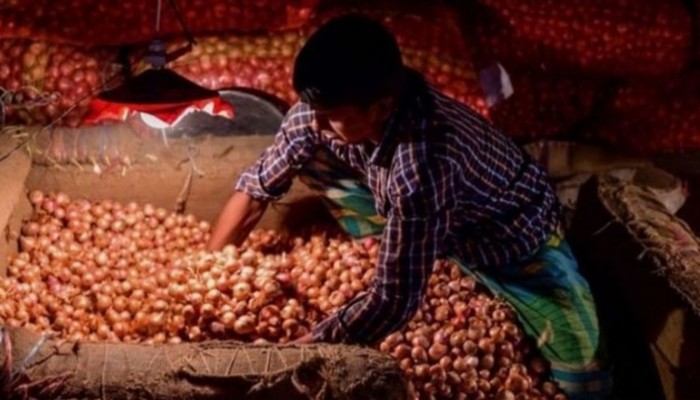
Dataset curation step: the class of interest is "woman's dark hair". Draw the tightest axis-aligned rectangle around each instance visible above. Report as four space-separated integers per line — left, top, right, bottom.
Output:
292 14 404 108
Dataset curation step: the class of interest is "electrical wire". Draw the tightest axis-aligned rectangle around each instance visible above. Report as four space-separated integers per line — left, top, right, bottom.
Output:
155 0 163 34
168 0 196 46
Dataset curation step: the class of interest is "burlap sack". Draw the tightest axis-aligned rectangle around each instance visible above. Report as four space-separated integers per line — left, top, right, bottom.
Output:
0 327 407 400
569 169 700 400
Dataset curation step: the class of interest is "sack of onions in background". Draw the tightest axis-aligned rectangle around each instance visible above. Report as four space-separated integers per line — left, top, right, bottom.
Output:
0 39 123 128
486 69 612 143
163 4 490 117
160 32 305 106
0 191 567 400
582 73 700 155
1 13 488 130
0 0 320 46
0 34 301 130
462 0 692 77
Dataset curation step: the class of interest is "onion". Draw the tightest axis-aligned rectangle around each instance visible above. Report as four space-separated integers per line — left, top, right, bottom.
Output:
95 294 111 311
428 343 448 361
233 315 256 335
29 190 44 205
232 281 252 300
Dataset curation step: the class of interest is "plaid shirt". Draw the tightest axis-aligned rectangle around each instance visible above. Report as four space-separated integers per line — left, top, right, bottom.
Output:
236 71 561 344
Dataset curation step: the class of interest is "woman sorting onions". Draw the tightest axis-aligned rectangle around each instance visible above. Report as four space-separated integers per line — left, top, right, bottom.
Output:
209 15 610 400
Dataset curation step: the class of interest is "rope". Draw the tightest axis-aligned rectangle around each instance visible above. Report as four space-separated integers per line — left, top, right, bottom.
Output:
10 333 49 384
0 329 74 400
187 144 204 177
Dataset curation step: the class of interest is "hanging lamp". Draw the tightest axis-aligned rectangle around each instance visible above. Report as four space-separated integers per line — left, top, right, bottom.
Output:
83 0 234 128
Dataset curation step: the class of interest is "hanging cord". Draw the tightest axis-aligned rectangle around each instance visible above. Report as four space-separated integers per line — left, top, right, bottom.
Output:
155 0 163 34
167 0 196 46
175 144 204 213
0 72 122 164
149 0 195 65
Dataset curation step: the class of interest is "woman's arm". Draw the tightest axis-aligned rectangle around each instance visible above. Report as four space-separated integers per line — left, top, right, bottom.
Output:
207 103 317 251
207 191 269 251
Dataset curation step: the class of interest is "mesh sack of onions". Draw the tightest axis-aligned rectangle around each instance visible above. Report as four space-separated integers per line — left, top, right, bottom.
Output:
0 190 567 399
1 33 298 128
3 9 488 128
164 32 307 105
489 70 608 143
467 0 691 77
0 0 319 46
167 8 489 117
0 39 121 128
585 74 700 155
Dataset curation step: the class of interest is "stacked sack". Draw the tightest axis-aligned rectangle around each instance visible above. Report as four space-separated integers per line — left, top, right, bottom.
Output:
0 0 319 46
584 75 700 154
458 0 698 153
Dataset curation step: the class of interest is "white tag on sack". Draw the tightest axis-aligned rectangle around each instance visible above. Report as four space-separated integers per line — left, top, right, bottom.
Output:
478 63 514 108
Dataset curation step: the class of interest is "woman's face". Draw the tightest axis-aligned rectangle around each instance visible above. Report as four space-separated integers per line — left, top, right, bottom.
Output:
313 98 394 144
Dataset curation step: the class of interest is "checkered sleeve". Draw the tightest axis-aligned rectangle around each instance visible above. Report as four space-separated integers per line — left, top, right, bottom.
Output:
235 103 316 201
311 145 454 344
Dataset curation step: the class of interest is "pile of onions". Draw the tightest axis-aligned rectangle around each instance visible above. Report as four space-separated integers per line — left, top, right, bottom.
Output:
0 191 322 344
489 70 605 142
288 234 378 315
0 191 565 398
0 0 319 46
469 0 691 77
380 260 565 400
586 73 700 155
